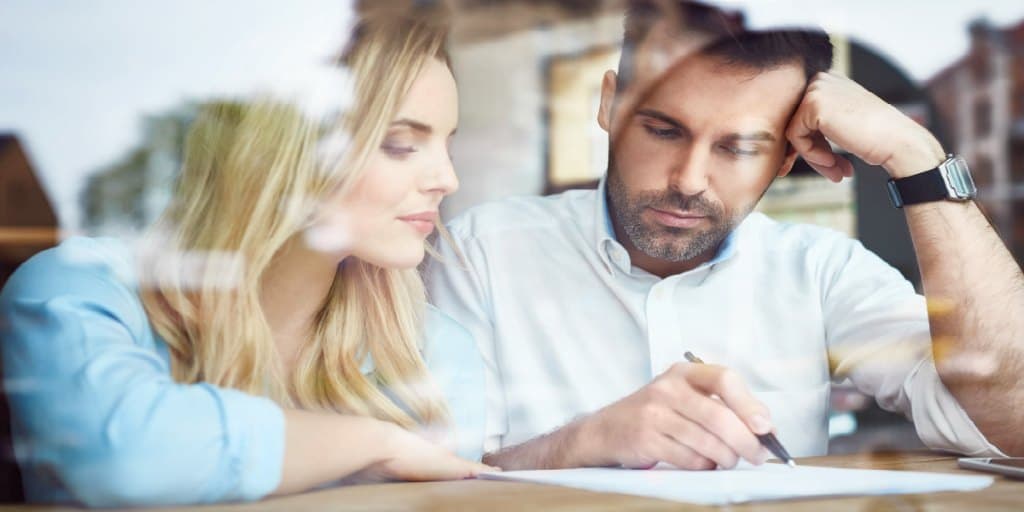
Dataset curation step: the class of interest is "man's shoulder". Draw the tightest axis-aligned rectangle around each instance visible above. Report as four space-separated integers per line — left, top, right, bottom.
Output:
445 188 598 241
741 212 864 257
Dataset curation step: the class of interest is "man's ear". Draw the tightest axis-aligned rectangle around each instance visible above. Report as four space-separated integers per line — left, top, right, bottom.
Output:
777 143 799 178
597 69 618 133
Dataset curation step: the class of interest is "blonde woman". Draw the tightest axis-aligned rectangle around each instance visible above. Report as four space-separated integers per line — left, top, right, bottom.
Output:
0 6 494 507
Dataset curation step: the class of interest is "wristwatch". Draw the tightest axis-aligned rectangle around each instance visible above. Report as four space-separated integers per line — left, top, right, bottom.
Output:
886 154 977 208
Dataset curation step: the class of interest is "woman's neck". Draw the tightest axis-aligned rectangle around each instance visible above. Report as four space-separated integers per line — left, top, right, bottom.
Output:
260 238 343 370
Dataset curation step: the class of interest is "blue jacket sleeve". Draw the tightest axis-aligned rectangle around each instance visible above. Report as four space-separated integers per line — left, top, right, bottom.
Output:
0 240 285 507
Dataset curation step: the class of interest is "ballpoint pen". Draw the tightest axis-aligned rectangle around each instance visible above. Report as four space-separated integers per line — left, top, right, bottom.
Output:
683 351 797 468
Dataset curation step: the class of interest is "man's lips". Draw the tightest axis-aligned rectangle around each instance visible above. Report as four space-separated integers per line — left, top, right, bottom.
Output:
647 207 709 229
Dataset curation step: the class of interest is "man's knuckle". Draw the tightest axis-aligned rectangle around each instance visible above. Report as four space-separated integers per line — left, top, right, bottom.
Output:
639 402 662 422
707 409 733 433
710 367 734 389
668 361 688 374
648 379 672 397
638 433 661 454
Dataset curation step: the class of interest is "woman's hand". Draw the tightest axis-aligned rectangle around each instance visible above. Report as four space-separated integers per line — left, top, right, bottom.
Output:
346 422 498 483
275 410 497 495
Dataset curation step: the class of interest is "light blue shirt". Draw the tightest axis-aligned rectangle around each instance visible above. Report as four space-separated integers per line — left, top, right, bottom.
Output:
0 237 485 507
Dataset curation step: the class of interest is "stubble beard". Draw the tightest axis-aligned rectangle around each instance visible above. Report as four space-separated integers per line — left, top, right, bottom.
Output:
606 160 740 263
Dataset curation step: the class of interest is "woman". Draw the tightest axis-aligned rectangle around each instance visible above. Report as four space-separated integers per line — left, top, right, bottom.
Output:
0 5 493 507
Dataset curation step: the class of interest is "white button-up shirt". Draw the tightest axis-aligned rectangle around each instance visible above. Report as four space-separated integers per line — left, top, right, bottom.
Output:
426 181 1003 458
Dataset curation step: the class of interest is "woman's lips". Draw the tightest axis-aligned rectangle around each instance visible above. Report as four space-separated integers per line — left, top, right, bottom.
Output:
647 207 708 229
399 212 438 235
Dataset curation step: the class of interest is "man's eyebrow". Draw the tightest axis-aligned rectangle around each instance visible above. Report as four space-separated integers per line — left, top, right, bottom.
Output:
634 108 686 131
721 131 776 143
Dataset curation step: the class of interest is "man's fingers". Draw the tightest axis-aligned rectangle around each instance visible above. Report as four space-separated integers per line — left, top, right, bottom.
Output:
786 104 835 166
805 154 855 182
675 363 774 436
786 98 858 183
806 160 845 182
651 403 741 468
803 132 837 168
660 411 743 468
680 390 767 465
652 434 717 470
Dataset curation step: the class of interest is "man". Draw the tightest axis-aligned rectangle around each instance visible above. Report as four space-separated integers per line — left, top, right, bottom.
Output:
427 1 1024 470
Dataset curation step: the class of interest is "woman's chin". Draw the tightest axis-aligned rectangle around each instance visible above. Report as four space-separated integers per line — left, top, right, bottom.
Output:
358 246 426 270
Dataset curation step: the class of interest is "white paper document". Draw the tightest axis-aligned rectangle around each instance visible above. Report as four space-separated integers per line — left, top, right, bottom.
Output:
479 462 994 505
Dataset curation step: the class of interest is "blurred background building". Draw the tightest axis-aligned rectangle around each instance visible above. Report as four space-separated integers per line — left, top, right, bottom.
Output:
928 17 1024 262
0 134 56 290
3 0 1024 458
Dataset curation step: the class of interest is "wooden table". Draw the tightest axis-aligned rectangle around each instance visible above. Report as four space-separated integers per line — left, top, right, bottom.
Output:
3 451 1021 511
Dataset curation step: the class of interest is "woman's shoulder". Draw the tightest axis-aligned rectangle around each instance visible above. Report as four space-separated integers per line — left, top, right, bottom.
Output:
3 237 136 294
0 236 145 328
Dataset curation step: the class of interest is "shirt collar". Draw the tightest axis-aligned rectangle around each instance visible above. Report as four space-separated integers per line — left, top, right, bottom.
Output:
593 176 739 275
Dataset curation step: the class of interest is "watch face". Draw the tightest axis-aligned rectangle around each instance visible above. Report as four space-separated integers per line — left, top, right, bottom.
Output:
943 156 977 199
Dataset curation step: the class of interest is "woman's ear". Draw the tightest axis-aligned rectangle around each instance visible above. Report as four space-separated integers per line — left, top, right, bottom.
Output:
597 70 618 133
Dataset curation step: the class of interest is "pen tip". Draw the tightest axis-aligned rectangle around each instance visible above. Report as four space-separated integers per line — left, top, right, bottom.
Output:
787 460 797 468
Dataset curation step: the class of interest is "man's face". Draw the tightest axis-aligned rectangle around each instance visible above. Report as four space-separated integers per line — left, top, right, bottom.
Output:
601 53 806 264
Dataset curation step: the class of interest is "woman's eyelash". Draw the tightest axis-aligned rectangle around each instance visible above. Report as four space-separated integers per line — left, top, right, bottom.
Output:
381 144 416 156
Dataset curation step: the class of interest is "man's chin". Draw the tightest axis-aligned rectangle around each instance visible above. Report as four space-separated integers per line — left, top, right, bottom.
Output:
644 227 728 259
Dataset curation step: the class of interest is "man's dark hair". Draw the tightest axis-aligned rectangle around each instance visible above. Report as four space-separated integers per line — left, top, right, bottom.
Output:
618 0 834 91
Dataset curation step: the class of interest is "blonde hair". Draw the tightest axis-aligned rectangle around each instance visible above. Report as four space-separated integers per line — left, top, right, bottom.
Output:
140 5 452 428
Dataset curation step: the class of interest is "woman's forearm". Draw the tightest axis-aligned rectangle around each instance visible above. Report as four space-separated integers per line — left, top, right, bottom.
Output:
273 410 400 495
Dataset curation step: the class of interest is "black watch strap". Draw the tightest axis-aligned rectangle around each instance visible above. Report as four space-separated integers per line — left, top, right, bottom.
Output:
886 169 947 208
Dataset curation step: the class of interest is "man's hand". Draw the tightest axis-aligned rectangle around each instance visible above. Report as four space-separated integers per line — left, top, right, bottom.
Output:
571 362 773 470
786 72 945 181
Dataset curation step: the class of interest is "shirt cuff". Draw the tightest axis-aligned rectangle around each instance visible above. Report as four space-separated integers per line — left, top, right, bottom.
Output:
906 357 1008 457
209 384 286 501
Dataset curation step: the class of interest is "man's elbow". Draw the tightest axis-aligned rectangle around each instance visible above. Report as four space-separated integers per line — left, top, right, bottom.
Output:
982 433 1024 457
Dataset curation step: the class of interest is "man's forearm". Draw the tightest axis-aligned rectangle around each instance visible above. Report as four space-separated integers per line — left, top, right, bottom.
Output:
783 72 1024 455
892 146 1024 455
483 418 594 470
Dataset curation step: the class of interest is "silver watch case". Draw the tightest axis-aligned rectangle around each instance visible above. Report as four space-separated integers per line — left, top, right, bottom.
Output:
939 154 977 201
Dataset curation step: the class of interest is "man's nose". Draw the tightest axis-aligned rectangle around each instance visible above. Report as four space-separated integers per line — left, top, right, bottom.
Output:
668 145 710 196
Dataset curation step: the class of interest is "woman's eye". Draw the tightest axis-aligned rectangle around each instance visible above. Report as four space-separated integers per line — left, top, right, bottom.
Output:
643 125 680 139
381 143 416 158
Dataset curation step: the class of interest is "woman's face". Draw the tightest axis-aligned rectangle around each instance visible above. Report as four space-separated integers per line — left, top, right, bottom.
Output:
310 58 459 269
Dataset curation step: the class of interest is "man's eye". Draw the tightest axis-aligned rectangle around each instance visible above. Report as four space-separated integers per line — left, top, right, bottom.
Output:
643 125 680 139
721 145 760 157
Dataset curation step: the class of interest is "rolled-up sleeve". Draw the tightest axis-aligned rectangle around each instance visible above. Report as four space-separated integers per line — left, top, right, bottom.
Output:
820 235 1004 457
0 241 285 507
